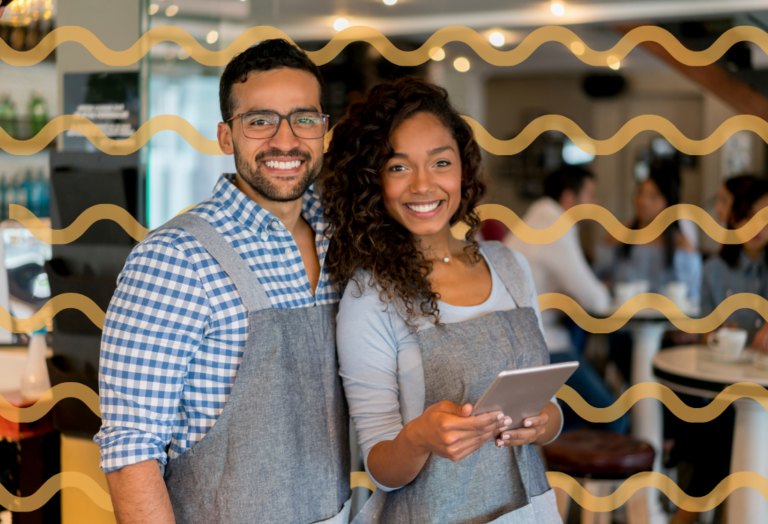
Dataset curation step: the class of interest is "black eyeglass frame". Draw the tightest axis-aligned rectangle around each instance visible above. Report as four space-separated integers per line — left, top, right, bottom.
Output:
226 111 330 140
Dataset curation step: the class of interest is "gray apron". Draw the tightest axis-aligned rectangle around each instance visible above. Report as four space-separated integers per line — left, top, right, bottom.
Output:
158 214 351 524
355 241 557 524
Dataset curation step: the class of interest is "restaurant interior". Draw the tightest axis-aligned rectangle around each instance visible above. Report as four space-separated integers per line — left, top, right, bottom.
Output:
1 0 768 523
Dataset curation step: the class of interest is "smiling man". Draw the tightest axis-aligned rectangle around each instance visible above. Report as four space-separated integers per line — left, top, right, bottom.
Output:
95 40 351 524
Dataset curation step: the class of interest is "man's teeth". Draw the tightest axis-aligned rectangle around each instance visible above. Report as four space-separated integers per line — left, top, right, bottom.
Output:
264 160 302 170
406 201 441 213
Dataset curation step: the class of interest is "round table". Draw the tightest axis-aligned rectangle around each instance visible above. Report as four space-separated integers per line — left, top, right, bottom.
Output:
653 346 768 524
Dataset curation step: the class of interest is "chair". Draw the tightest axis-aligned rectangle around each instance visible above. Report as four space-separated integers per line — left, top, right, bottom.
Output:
542 429 655 524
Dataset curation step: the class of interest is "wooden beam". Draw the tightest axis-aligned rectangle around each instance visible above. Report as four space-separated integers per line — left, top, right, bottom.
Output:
614 23 768 121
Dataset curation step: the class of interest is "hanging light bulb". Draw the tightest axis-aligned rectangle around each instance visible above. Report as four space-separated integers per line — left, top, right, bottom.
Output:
489 32 505 47
333 18 349 31
550 1 565 16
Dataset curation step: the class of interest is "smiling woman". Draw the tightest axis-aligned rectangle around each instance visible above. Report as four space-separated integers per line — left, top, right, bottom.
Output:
322 76 563 524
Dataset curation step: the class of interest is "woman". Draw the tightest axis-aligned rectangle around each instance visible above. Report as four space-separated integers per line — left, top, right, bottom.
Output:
596 160 702 305
702 179 768 345
323 77 562 523
713 174 758 226
670 180 768 524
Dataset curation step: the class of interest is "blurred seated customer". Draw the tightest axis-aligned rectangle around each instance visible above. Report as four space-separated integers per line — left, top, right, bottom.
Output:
713 174 759 226
669 180 767 524
506 167 627 434
596 160 702 307
704 179 768 346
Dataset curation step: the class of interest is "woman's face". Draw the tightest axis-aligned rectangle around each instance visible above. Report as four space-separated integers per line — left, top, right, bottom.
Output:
714 185 733 225
737 194 768 252
635 179 668 224
381 112 463 239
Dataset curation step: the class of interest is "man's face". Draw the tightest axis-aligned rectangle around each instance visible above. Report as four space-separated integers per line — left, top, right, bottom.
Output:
217 67 325 202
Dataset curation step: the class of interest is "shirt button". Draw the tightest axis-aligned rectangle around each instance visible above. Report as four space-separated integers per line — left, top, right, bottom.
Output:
260 231 269 241
272 221 284 230
757 319 763 329
285 248 293 256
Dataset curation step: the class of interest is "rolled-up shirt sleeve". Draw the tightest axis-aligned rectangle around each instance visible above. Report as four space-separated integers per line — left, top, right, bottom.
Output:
95 238 210 473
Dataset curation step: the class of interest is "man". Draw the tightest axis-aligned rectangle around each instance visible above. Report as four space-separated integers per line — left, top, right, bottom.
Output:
505 166 627 432
96 40 351 523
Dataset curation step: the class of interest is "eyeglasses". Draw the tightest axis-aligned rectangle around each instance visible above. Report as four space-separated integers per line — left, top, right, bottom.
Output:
227 111 330 139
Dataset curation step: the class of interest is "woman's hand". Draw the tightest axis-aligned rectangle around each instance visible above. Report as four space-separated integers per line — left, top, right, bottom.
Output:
407 401 510 462
752 323 768 354
495 401 561 448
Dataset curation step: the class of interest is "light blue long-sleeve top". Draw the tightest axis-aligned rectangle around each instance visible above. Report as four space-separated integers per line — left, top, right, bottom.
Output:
701 251 768 343
595 243 703 306
337 246 562 491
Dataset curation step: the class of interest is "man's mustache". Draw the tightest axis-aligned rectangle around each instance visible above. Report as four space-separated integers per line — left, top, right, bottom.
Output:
254 149 312 162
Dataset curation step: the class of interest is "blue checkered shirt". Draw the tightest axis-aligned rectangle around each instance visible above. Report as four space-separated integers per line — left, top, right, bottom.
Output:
95 174 339 473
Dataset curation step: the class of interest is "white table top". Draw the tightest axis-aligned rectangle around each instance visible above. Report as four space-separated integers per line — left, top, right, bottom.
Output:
653 346 768 396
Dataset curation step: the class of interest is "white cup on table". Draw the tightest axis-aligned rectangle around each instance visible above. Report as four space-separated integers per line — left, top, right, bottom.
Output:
707 328 748 358
664 281 688 308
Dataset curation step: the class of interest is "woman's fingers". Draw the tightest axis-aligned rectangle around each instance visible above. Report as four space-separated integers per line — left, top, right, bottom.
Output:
495 426 546 448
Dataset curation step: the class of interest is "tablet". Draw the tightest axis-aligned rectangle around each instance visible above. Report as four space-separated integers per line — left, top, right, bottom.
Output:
472 362 579 428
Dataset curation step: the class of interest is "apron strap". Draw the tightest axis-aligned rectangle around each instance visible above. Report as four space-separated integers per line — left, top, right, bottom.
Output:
480 241 531 309
158 213 272 313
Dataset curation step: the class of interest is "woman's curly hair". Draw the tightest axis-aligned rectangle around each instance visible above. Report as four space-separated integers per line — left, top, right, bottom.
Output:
322 76 486 326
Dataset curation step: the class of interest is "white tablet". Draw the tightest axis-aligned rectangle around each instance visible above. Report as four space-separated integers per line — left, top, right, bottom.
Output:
472 361 579 428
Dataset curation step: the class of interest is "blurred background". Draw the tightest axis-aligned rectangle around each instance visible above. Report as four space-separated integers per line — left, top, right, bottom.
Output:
1 1 768 523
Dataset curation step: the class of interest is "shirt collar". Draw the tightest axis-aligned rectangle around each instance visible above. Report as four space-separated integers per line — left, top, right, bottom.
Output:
212 174 327 237
737 249 766 275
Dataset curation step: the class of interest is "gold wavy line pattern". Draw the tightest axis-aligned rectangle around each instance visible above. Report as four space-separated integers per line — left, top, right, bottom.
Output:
0 115 223 156
5 381 766 425
11 201 768 246
0 293 105 333
539 292 768 334
0 383 101 423
556 382 768 423
451 203 768 244
2 25 767 68
10 470 765 513
2 472 114 513
547 471 768 513
3 114 767 157
2 290 768 337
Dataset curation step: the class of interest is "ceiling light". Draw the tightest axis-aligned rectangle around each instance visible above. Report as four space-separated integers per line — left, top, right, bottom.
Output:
429 47 445 61
489 32 505 47
333 18 349 31
550 1 565 16
165 5 179 16
148 4 159 15
383 0 397 4
607 56 621 70
206 30 219 44
570 41 585 56
453 57 470 72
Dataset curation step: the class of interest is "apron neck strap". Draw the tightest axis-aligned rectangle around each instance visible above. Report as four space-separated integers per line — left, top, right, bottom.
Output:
480 241 531 308
158 213 272 312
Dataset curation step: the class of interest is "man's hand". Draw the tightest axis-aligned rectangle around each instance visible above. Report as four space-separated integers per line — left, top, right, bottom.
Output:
408 401 509 462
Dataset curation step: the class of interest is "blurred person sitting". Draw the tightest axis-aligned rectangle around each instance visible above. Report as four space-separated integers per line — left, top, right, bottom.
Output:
670 180 768 524
596 160 702 306
713 174 759 226
505 167 627 433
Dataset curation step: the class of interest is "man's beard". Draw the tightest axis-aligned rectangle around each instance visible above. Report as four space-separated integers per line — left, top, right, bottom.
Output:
234 144 323 203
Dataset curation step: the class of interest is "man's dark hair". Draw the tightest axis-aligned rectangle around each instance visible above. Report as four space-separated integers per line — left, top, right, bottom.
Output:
219 39 327 124
544 166 594 202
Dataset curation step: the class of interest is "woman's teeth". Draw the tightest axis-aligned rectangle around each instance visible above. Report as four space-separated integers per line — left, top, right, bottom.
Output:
264 160 302 170
405 201 441 213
